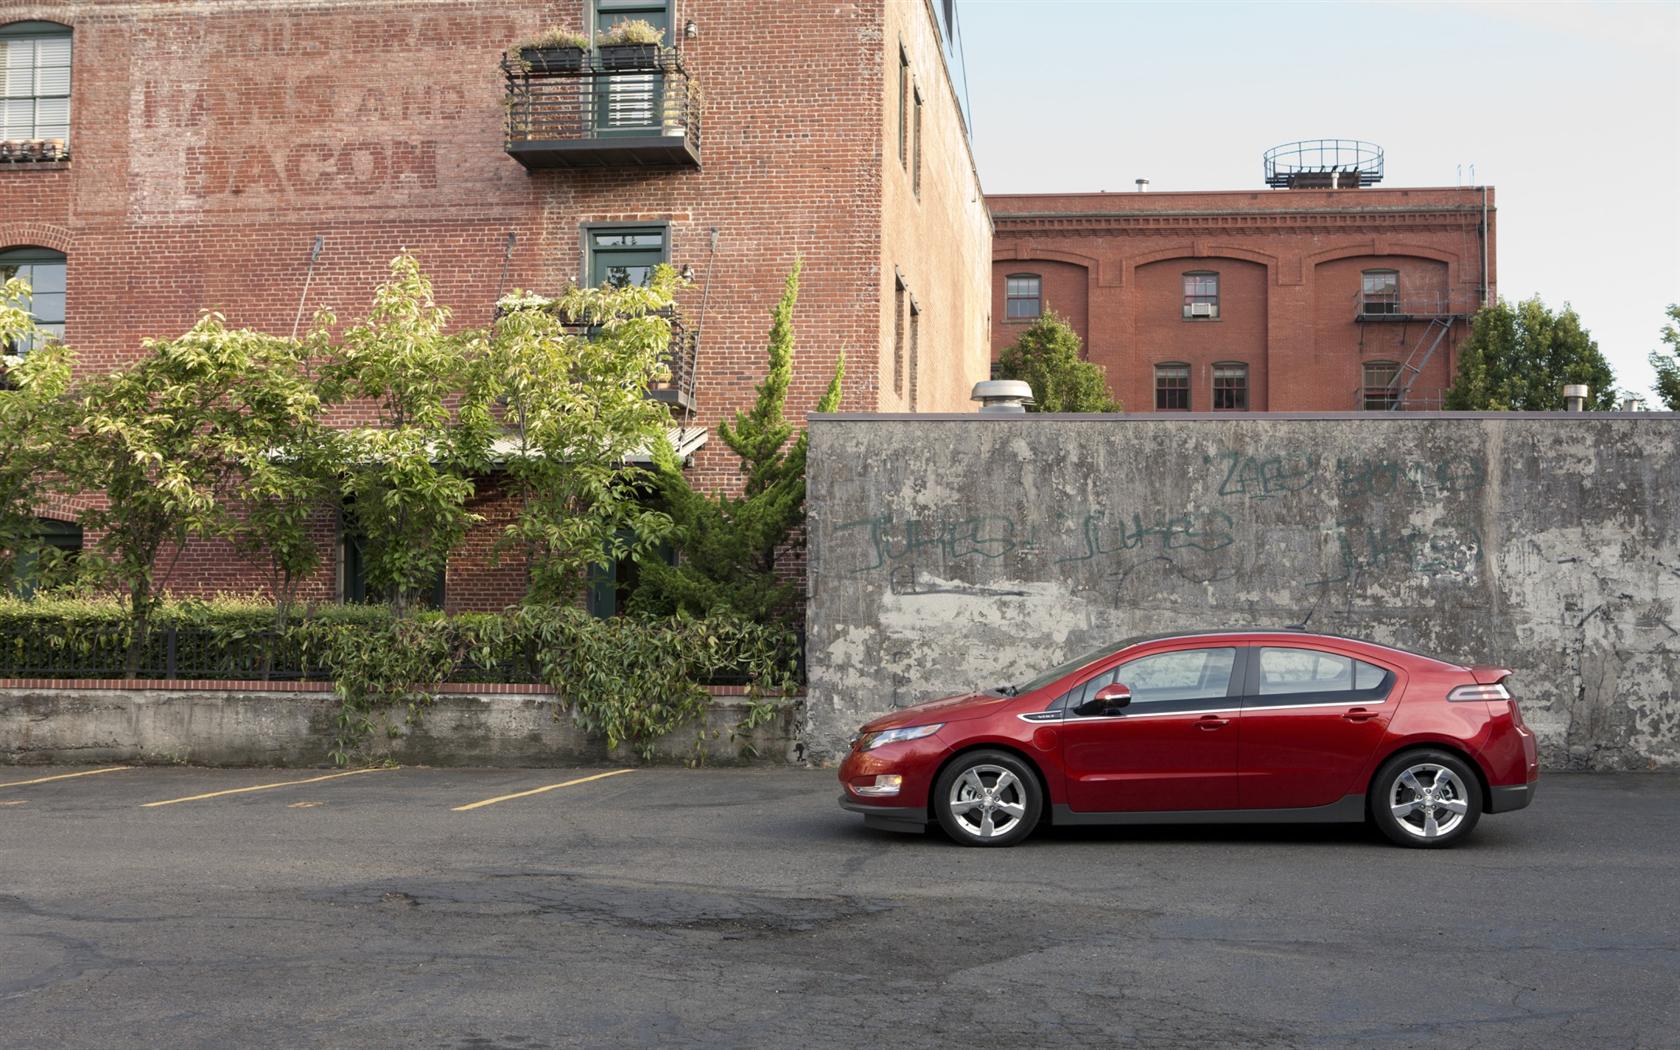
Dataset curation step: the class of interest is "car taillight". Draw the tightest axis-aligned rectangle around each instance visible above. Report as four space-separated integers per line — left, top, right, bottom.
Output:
1447 682 1511 702
1507 697 1527 729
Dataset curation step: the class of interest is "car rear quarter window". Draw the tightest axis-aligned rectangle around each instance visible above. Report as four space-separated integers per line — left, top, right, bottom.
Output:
1255 647 1391 697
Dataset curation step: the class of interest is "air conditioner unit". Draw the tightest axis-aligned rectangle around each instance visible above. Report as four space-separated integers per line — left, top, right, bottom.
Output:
1188 302 1215 318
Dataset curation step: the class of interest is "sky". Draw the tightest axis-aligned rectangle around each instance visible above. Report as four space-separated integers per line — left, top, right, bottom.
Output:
955 0 1680 402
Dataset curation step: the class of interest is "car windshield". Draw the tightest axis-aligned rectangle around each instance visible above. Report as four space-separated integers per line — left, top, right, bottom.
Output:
992 636 1149 696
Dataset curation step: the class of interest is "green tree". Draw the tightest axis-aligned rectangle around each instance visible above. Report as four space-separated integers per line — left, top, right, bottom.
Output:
1445 296 1618 410
0 278 77 593
325 254 491 616
484 268 685 604
995 311 1122 412
70 314 321 673
1648 304 1680 410
629 259 843 624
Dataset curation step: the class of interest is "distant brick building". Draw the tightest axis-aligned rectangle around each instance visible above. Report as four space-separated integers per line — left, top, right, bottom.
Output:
990 152 1495 413
1 1 990 610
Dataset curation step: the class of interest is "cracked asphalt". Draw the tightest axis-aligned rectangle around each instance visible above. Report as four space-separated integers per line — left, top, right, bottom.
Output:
0 766 1675 1049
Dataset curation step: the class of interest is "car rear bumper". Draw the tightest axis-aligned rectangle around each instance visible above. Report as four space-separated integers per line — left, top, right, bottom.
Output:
1486 782 1536 813
838 795 927 834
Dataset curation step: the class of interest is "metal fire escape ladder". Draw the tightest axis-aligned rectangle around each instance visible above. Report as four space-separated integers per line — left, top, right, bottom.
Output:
1392 316 1454 408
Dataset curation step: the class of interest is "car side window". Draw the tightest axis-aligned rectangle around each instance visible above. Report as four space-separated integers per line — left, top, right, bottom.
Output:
1255 647 1391 697
1112 647 1237 705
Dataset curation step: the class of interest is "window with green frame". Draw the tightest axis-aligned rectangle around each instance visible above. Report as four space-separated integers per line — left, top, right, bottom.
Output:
0 246 66 351
1 21 72 146
586 226 668 289
11 517 80 597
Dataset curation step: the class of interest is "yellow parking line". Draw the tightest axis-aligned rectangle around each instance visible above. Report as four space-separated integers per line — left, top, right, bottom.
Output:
0 766 131 789
452 768 635 812
0 800 26 806
140 767 389 808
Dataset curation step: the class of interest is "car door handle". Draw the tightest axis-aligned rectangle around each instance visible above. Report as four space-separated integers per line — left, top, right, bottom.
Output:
1343 708 1380 722
1196 715 1230 730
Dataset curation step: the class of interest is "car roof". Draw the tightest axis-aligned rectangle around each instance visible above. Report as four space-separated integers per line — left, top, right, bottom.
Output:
1118 628 1465 668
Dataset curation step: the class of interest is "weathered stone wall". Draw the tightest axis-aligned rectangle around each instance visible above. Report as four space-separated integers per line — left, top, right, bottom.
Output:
806 414 1680 770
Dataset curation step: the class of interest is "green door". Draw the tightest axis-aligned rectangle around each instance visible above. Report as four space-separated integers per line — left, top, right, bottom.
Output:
593 1 670 135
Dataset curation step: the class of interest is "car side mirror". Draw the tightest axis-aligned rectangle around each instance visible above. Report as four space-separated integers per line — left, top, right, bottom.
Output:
1076 683 1132 717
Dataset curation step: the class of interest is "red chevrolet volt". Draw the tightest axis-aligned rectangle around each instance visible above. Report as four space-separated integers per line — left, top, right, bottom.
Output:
838 630 1538 848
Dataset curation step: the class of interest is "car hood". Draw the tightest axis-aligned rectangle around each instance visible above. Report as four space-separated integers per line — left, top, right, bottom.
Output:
860 691 1014 732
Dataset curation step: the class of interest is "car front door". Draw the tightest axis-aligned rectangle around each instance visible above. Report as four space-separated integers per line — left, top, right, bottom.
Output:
1237 645 1399 810
1058 646 1242 813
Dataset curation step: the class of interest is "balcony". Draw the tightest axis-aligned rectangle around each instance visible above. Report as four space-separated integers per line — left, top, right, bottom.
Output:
1352 282 1475 323
552 311 698 414
496 301 700 414
502 50 701 171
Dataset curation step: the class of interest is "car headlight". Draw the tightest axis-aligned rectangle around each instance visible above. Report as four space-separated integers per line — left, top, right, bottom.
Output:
856 723 944 751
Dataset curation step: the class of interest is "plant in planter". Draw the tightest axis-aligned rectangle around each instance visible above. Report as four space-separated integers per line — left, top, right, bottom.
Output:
597 19 664 71
514 27 589 73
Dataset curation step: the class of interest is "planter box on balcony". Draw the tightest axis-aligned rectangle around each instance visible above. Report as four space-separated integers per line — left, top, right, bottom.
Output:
518 45 586 73
597 43 659 70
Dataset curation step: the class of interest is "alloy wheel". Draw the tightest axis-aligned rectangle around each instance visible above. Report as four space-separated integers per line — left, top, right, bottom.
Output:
946 764 1029 840
1388 762 1470 840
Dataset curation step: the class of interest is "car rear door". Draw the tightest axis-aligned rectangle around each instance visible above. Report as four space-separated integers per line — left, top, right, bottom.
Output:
1058 645 1242 814
1237 645 1399 810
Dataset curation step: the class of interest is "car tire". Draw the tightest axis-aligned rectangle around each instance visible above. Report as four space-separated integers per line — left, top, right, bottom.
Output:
933 750 1043 847
1369 749 1483 848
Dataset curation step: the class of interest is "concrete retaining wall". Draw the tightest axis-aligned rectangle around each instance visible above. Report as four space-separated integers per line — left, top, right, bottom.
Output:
0 686 800 767
806 413 1680 770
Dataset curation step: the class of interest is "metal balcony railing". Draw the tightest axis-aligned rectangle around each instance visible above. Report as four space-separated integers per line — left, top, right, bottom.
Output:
502 49 701 170
494 302 700 415
1351 282 1477 322
554 310 699 413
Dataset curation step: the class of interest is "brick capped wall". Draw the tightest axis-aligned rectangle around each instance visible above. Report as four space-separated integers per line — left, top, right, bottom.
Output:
2 0 991 610
989 186 1496 413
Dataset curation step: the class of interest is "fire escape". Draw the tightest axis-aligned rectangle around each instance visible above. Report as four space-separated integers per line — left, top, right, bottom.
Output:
1354 276 1475 411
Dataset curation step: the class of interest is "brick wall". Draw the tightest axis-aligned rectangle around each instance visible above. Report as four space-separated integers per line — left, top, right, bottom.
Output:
989 186 1496 413
2 0 992 610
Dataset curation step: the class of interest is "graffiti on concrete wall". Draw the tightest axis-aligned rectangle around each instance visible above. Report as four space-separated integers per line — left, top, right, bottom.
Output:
830 447 1488 589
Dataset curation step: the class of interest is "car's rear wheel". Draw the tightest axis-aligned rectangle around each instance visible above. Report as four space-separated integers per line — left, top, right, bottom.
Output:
1370 749 1482 848
933 750 1042 847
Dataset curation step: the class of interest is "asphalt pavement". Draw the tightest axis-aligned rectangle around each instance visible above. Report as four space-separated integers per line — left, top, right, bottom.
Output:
1 764 1675 1050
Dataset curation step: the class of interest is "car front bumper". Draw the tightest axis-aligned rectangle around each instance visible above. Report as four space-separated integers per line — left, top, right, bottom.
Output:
837 795 927 834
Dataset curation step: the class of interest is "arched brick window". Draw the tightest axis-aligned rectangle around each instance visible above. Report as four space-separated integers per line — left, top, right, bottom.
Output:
0 246 66 350
1155 362 1191 411
1363 361 1401 410
1212 362 1248 411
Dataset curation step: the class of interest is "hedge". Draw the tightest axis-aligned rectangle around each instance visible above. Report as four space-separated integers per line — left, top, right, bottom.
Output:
0 597 803 762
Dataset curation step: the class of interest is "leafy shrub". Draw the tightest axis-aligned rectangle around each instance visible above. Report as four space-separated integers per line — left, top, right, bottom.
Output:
520 27 589 51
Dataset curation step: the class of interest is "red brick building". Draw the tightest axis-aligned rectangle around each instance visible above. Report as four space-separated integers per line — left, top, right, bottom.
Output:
1 1 990 610
990 152 1495 413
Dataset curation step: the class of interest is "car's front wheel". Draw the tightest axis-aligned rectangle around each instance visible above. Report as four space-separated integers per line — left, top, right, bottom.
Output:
1370 749 1483 848
933 750 1042 847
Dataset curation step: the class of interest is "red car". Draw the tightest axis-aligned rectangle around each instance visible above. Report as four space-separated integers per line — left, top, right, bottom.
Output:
838 630 1538 848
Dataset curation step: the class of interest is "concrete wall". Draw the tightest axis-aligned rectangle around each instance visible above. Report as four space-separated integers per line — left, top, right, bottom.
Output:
0 688 799 767
806 414 1680 770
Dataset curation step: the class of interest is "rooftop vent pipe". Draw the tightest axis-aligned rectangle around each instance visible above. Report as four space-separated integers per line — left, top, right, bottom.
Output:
1562 384 1590 412
971 380 1034 414
1135 178 1149 192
